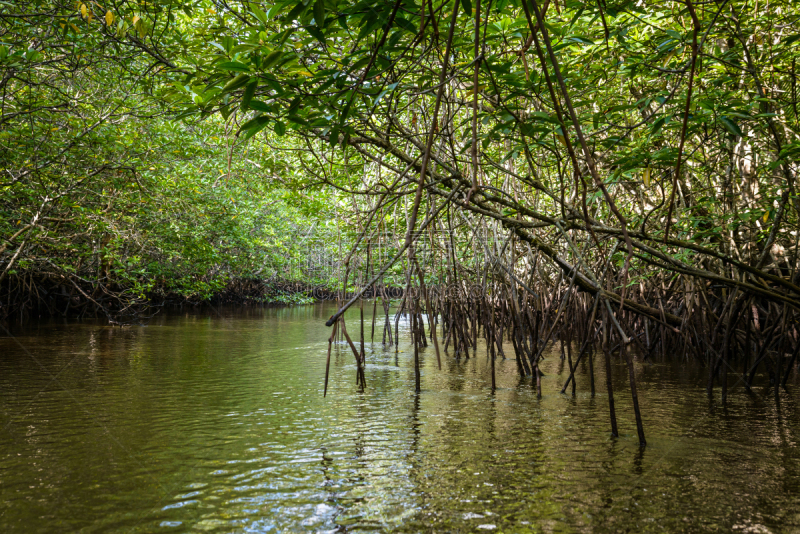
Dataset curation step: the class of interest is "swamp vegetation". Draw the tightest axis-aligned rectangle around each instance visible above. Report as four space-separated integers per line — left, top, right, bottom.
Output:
3 0 800 452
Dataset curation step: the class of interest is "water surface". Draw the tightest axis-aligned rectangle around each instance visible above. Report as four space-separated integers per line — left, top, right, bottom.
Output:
1 304 799 532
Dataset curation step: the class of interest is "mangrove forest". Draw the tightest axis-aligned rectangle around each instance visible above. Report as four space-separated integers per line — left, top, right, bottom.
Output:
2 0 800 531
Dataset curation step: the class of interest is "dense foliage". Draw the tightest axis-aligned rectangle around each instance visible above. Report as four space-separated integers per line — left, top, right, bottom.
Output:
157 0 800 316
3 0 800 324
0 1 349 319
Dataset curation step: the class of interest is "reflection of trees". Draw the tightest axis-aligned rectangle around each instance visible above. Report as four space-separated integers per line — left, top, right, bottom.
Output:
4 303 800 531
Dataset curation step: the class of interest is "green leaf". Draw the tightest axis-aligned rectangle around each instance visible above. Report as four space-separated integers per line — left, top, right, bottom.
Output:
262 50 284 70
387 29 405 48
371 82 399 110
356 12 379 42
349 56 371 71
528 111 556 123
240 114 268 131
243 117 271 139
519 123 548 137
306 25 326 45
275 121 286 136
249 3 269 25
697 100 714 111
568 7 585 27
262 77 285 95
285 1 308 22
313 0 325 26
782 34 800 46
248 100 272 112
240 81 257 110
394 17 417 35
720 116 743 137
569 36 594 45
219 61 250 72
460 0 472 16
650 116 666 136
221 74 251 93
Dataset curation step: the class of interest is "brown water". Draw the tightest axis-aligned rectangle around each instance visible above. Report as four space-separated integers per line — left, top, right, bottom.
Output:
1 303 799 533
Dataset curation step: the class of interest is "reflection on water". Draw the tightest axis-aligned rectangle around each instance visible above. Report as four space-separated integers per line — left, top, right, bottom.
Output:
1 303 799 533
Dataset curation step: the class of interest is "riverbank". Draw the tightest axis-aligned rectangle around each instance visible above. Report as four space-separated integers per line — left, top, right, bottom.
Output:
0 274 337 324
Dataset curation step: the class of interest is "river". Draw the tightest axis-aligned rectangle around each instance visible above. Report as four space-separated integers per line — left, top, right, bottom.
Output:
1 303 798 532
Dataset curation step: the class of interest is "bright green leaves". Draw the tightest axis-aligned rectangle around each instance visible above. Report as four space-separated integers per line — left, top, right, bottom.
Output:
3 0 356 302
221 73 251 93
248 2 270 25
219 61 251 72
153 0 800 266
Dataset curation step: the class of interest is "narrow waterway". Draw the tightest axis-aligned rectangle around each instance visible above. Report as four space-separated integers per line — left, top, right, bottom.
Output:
1 303 798 533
